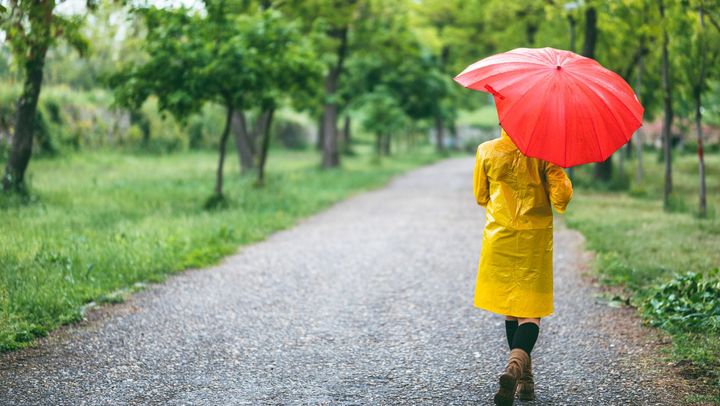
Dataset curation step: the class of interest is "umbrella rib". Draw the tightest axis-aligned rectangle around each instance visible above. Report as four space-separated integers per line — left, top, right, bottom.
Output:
567 69 643 130
563 81 581 167
463 66 543 86
569 76 616 158
519 102 547 155
572 75 635 148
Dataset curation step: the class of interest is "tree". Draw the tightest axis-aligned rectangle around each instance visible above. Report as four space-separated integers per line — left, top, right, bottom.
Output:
414 0 470 152
658 0 674 209
110 4 320 201
360 89 408 156
677 0 720 217
284 0 360 169
1 0 92 193
579 5 615 181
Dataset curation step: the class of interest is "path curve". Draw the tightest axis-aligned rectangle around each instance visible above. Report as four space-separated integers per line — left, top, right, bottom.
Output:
0 158 692 405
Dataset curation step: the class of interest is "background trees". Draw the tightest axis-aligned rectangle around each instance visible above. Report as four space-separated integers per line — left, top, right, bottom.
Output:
0 0 93 192
109 3 321 201
0 0 718 216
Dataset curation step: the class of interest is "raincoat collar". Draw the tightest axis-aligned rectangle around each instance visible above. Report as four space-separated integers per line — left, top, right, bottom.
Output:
500 128 519 150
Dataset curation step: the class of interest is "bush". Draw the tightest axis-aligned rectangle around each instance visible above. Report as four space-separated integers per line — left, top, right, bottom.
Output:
274 116 309 150
641 270 720 333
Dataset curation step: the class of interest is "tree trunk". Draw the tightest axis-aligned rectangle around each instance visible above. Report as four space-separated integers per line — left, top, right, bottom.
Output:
321 26 349 169
695 8 707 217
2 42 49 193
566 13 577 181
581 7 597 59
635 53 645 185
568 14 577 52
659 0 673 209
342 114 352 154
231 111 255 174
375 133 382 156
255 108 275 187
581 6 611 181
316 114 324 151
214 105 234 197
448 123 458 151
381 133 391 156
695 95 707 218
434 116 445 153
321 97 339 167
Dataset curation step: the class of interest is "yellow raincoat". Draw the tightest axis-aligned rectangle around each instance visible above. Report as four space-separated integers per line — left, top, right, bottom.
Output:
473 129 573 318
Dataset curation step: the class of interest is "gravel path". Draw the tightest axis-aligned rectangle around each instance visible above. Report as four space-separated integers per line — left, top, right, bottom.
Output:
0 158 696 405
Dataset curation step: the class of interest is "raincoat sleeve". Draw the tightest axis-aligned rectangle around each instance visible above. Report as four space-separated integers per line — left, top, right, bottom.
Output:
544 162 573 213
473 145 490 207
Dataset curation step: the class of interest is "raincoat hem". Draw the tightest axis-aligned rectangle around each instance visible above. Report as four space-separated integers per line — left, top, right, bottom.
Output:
473 303 554 319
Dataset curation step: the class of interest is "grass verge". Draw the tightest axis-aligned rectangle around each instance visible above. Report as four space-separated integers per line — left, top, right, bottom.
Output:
565 151 720 402
0 147 441 352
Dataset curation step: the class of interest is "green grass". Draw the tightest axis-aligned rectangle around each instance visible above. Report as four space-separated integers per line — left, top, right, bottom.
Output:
457 104 499 129
0 146 441 352
565 151 720 400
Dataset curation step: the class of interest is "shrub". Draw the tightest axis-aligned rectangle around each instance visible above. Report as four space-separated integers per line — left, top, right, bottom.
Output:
641 270 720 333
274 116 309 150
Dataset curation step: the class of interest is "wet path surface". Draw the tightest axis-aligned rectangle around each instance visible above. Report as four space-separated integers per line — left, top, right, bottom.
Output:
1 158 688 405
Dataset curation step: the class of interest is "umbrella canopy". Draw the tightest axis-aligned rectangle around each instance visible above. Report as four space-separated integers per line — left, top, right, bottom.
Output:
454 47 644 168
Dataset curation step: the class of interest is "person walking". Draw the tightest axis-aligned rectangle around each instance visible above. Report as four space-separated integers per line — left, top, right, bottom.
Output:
473 128 573 405
456 47 642 405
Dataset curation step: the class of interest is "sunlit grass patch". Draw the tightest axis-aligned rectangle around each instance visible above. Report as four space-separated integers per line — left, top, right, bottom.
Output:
0 147 440 352
565 151 720 397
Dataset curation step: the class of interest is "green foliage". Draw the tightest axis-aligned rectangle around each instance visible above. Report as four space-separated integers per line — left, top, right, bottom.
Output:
360 89 409 141
0 85 205 153
0 1 91 65
111 6 321 117
273 115 309 150
641 270 720 333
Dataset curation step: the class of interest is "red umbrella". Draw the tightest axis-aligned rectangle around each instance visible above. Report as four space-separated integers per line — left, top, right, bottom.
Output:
454 47 644 168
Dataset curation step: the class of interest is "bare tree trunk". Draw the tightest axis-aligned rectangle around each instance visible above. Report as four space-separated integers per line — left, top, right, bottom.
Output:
695 7 708 217
231 111 255 174
321 26 349 169
659 0 673 209
434 116 445 153
215 105 234 197
255 108 275 187
2 41 49 193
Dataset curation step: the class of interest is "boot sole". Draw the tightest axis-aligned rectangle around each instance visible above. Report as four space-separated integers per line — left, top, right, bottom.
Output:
493 372 517 406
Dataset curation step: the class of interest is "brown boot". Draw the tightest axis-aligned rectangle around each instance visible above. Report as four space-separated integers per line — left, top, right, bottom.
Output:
516 354 535 401
494 348 529 406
